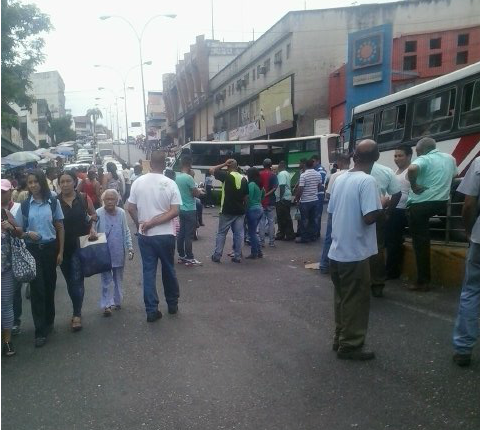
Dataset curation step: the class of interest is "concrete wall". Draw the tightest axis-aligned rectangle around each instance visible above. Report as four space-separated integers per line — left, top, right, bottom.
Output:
31 71 66 119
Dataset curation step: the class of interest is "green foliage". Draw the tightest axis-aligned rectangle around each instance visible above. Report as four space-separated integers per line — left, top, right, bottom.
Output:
1 0 52 125
51 114 76 144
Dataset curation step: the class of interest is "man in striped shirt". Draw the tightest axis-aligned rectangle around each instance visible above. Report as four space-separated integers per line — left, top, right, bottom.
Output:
294 158 323 243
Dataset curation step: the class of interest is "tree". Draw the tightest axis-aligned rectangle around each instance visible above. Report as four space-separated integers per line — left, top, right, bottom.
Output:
86 108 103 143
51 115 76 145
1 0 52 126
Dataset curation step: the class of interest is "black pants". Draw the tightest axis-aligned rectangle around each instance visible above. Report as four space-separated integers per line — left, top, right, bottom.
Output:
408 201 447 285
27 242 58 338
205 185 213 206
385 208 408 279
276 200 295 239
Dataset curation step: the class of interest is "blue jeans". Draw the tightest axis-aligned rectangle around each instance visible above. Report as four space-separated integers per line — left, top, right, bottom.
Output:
258 205 276 246
60 249 85 317
246 207 263 256
453 242 480 355
315 194 324 238
138 234 179 315
213 214 245 260
177 210 197 259
299 200 318 242
320 213 333 270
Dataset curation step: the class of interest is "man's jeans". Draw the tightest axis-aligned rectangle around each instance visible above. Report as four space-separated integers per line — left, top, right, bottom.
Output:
320 213 333 270
177 210 197 260
453 242 480 355
299 200 318 242
408 201 447 285
385 208 408 279
276 200 295 240
258 205 276 246
213 214 245 260
138 234 179 315
246 207 263 256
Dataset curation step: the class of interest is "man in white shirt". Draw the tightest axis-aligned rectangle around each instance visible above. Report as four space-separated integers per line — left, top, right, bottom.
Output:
122 163 132 203
328 140 382 360
127 151 182 321
319 153 351 274
452 157 480 367
385 145 412 280
369 161 401 297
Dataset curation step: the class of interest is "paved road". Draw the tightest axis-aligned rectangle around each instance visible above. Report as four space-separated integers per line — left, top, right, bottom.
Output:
112 144 146 165
2 210 479 430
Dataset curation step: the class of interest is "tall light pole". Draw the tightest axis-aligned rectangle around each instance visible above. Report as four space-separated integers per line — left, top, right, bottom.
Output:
98 88 122 142
99 14 176 147
94 62 151 164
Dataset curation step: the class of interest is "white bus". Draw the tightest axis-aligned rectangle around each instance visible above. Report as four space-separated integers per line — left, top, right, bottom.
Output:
173 134 342 184
349 61 480 176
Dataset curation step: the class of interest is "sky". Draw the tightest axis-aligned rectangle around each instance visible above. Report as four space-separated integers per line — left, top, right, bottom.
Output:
30 0 399 135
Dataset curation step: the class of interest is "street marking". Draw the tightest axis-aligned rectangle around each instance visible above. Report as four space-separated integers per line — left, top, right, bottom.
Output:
384 298 455 323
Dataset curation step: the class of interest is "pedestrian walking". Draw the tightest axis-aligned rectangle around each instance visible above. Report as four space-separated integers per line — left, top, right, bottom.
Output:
275 161 295 241
14 169 65 348
294 159 322 243
102 162 124 206
1 179 24 357
452 157 480 367
385 145 412 279
210 159 248 263
245 167 265 259
205 172 214 207
258 158 278 248
93 189 134 316
175 156 202 266
368 161 401 297
58 170 97 331
127 151 182 321
319 153 350 274
78 170 101 209
122 163 132 203
328 140 382 360
407 137 457 291
312 154 327 239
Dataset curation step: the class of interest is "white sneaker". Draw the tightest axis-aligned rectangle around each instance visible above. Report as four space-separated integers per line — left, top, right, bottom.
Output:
184 258 203 266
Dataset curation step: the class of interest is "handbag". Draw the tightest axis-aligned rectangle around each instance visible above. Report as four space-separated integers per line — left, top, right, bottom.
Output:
10 236 36 282
78 233 112 277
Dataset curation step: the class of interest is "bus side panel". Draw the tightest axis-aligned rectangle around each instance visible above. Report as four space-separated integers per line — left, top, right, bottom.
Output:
287 151 317 167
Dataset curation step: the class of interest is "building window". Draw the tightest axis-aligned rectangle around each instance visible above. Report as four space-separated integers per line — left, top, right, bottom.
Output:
286 43 291 59
244 72 249 86
403 55 417 71
458 33 469 47
252 68 256 81
264 58 271 73
274 50 282 65
257 65 261 76
404 40 417 53
430 37 441 49
456 51 468 65
429 53 442 68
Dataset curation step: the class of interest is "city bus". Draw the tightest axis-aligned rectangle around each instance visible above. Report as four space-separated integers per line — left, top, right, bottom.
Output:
349 61 480 176
173 134 342 185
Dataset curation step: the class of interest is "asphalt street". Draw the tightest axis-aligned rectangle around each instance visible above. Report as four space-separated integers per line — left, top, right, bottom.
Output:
2 209 479 430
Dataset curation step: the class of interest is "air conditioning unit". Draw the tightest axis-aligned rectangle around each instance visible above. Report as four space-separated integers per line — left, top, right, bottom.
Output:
215 93 225 103
258 66 267 75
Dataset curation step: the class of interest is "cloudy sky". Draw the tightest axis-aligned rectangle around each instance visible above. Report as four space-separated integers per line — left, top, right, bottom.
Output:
31 0 398 134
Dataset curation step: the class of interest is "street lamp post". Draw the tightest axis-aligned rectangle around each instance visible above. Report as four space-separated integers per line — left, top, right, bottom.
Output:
100 14 176 149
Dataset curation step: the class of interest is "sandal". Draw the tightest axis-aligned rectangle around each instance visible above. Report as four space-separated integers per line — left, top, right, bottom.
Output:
103 307 112 317
71 316 82 332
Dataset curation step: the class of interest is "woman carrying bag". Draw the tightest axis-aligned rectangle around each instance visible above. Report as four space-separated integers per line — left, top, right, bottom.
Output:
1 179 24 357
14 169 64 348
58 171 97 332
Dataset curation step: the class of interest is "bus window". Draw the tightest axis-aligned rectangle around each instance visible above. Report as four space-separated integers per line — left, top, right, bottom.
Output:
378 104 406 144
252 144 270 166
354 113 374 143
459 79 480 128
412 88 456 137
270 144 286 165
288 140 304 152
305 139 319 152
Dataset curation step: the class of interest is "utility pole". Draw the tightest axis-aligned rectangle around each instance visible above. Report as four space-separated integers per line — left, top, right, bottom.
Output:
211 0 215 39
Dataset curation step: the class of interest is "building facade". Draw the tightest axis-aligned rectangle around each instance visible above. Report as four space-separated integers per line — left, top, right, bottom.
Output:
31 71 66 119
147 91 167 144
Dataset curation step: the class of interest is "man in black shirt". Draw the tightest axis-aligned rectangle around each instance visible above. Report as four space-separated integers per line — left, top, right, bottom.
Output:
210 159 248 263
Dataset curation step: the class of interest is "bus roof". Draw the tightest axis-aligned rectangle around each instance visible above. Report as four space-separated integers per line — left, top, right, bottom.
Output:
182 134 339 148
353 61 480 116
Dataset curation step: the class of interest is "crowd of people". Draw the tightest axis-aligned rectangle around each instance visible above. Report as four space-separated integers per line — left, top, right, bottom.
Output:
1 139 478 368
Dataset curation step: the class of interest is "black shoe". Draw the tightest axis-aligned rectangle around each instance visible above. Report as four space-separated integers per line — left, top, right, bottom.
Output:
257 252 263 259
231 257 241 263
371 285 384 298
332 342 339 352
275 236 285 241
453 353 471 367
2 342 16 357
337 348 375 361
211 255 221 263
35 337 47 348
168 305 178 315
146 310 163 322
245 254 257 259
284 236 296 241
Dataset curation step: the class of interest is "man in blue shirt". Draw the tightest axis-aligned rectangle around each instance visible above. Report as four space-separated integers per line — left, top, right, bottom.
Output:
312 155 327 239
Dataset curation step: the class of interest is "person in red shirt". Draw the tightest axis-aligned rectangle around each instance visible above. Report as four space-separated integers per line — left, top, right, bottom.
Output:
258 158 278 248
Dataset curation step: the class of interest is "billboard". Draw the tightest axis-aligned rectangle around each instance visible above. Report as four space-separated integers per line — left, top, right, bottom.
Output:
259 76 294 134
